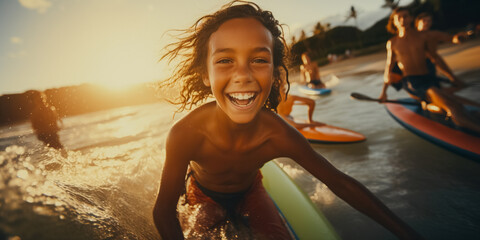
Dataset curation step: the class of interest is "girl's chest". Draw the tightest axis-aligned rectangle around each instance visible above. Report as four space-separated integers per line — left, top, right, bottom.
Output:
193 138 279 173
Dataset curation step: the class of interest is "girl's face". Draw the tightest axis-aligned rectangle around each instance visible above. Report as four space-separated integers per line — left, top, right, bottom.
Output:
204 17 274 124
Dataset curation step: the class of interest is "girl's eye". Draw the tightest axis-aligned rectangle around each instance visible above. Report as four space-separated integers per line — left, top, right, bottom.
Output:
216 59 232 64
252 58 269 64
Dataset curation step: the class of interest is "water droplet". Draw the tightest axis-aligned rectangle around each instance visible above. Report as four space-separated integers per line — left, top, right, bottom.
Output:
17 169 29 179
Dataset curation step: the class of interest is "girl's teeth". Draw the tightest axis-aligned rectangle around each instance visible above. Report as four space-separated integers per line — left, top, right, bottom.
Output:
228 92 256 106
229 92 255 100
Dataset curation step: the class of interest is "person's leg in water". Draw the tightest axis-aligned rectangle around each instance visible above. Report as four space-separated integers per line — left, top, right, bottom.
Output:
426 87 480 134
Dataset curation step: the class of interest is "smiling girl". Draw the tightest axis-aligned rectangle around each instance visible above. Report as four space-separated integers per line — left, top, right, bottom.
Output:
153 2 422 239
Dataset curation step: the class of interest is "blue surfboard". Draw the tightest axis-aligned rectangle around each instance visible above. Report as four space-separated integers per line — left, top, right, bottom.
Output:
298 85 332 96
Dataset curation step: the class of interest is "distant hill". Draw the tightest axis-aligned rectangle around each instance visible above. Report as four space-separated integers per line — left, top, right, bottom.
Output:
0 83 161 126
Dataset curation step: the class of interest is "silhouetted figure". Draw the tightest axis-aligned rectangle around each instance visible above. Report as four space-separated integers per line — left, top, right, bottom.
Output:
29 90 63 149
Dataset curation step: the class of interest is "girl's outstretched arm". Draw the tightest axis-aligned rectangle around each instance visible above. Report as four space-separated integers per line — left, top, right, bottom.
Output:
153 124 195 240
279 128 423 239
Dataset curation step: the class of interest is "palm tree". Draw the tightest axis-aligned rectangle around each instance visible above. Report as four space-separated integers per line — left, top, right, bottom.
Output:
344 6 362 47
290 36 296 46
313 22 325 36
345 5 358 27
299 30 307 41
382 0 400 9
324 23 331 32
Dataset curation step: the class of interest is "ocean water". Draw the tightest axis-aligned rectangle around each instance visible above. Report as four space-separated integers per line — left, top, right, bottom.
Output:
0 103 176 240
1 73 480 240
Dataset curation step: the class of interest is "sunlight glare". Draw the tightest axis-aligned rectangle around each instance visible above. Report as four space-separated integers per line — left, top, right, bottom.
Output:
96 79 138 91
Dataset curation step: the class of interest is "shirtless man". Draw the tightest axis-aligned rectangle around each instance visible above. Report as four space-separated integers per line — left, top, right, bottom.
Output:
380 7 480 134
415 12 467 89
300 52 326 89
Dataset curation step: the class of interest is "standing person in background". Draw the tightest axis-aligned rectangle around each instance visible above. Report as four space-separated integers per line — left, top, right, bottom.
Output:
300 52 326 89
29 90 64 149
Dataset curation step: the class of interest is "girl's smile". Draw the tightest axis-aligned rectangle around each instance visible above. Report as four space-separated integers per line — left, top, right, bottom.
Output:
227 91 258 108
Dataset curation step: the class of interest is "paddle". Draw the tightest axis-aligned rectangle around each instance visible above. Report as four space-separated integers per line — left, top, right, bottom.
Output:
350 92 421 106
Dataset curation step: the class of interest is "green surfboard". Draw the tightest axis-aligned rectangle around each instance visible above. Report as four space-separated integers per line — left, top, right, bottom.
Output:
261 161 340 240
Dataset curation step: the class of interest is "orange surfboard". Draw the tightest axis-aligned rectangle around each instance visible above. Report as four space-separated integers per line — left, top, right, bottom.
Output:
298 124 366 143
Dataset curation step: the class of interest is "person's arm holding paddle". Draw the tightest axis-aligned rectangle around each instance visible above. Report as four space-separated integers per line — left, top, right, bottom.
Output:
380 40 397 103
424 33 465 89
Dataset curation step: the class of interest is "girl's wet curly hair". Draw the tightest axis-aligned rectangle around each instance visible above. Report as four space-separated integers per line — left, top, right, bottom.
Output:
159 0 289 112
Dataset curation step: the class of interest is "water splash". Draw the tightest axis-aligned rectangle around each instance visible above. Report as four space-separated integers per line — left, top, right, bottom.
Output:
177 195 253 240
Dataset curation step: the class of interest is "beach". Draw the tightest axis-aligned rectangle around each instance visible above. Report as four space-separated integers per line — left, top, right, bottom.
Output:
319 37 480 79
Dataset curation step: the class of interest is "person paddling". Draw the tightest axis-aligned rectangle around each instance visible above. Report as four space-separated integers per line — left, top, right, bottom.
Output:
380 7 480 134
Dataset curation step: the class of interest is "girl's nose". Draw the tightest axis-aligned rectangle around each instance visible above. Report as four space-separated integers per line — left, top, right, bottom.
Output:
233 63 253 84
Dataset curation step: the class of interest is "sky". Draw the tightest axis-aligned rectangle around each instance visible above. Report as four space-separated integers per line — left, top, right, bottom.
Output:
0 0 412 95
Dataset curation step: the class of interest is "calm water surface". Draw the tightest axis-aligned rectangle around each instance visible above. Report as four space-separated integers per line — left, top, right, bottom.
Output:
1 72 479 240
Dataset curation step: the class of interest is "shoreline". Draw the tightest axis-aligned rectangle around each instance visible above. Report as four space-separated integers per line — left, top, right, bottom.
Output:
314 37 480 80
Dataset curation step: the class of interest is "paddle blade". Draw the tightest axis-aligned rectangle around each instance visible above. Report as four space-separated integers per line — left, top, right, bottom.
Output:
350 92 377 102
350 92 421 106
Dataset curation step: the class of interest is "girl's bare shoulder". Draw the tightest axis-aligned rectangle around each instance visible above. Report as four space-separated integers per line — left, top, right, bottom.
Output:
257 109 302 138
168 102 216 143
257 109 313 157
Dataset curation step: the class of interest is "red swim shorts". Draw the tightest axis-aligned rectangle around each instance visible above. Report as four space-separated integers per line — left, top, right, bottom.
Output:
180 171 293 239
